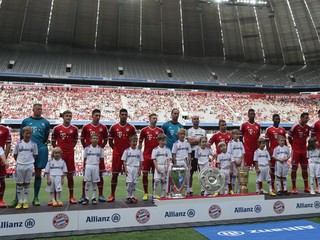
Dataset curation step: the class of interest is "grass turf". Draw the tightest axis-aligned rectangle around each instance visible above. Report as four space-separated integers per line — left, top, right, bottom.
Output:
2 171 309 203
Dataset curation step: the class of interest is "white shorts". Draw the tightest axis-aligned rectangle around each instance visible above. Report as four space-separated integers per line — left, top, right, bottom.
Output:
84 165 100 182
154 165 167 181
232 158 243 177
16 164 33 184
220 168 231 184
309 163 320 178
126 166 139 183
176 160 188 169
46 175 63 193
256 166 271 182
275 162 288 178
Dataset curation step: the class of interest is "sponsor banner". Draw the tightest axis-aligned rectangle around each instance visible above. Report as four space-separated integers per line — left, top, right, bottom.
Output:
2 196 320 237
194 220 320 240
0 212 78 236
215 92 315 100
78 209 123 229
154 195 320 222
78 206 198 229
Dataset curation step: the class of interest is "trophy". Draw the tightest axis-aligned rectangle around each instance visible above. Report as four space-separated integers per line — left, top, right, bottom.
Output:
199 167 225 195
238 166 249 194
170 165 186 198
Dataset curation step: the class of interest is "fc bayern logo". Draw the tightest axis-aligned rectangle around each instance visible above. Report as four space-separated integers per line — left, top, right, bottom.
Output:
273 201 285 214
136 209 150 224
209 205 221 219
53 213 69 229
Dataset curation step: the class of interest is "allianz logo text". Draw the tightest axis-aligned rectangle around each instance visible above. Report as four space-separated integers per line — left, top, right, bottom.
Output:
217 225 315 236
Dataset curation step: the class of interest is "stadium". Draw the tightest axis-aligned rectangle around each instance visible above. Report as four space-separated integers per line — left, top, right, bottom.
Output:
0 0 320 239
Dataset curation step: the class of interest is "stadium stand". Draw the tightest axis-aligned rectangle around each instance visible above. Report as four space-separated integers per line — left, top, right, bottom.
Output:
0 83 319 124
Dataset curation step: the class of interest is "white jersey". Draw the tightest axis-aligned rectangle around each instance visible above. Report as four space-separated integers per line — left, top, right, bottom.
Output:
152 146 172 166
195 147 213 165
84 144 104 165
0 147 4 156
45 159 68 176
216 152 234 169
307 149 320 164
172 140 192 163
187 127 206 150
227 140 245 159
273 145 290 161
121 147 143 167
254 148 271 166
13 140 38 165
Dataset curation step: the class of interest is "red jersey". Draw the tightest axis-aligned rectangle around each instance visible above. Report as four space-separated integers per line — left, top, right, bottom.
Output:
312 120 320 147
289 123 311 151
240 121 261 152
51 124 78 153
139 126 164 159
209 131 231 154
0 125 11 149
265 126 286 155
81 123 108 148
108 122 136 156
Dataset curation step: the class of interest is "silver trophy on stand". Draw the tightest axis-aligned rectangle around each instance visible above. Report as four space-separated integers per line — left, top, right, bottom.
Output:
170 165 187 198
199 167 225 195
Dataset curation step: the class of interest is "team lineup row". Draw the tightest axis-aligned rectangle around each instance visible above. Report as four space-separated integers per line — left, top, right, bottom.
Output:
0 105 320 208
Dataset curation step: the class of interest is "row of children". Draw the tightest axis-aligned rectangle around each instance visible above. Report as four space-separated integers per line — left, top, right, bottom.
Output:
9 127 104 209
10 125 166 207
215 130 320 197
9 125 320 209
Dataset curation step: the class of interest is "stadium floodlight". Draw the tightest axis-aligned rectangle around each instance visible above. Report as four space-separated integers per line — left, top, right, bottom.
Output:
7 60 15 69
230 0 269 6
211 0 270 5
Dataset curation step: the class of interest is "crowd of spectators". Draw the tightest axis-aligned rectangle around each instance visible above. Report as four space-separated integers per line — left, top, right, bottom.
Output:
1 84 319 123
2 83 319 174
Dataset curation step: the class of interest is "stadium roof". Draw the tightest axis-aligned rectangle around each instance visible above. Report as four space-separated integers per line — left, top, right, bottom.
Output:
0 0 319 65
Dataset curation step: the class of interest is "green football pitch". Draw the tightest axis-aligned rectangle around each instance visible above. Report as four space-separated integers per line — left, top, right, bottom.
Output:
2 171 309 202
2 172 320 240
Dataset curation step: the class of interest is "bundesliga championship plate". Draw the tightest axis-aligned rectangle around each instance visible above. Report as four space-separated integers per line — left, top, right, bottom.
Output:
199 167 225 194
